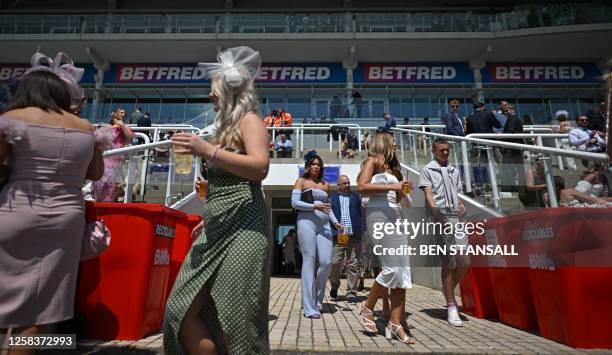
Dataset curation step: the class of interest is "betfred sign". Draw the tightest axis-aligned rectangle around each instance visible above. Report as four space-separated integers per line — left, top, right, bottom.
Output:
355 63 473 84
0 63 96 84
256 64 344 83
114 64 206 83
0 65 29 82
483 63 601 84
107 63 345 84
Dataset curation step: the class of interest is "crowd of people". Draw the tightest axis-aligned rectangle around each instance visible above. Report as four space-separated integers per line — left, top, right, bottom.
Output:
440 98 610 207
0 44 610 355
283 134 471 345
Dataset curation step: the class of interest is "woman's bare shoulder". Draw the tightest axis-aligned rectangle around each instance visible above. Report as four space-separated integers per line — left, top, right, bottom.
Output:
241 112 264 126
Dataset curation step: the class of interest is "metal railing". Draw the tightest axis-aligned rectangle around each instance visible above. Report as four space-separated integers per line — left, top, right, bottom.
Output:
1 5 610 35
392 127 608 212
101 127 205 206
92 123 608 216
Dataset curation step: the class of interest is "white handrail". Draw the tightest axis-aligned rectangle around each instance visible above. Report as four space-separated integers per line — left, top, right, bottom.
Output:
394 128 607 161
394 127 608 211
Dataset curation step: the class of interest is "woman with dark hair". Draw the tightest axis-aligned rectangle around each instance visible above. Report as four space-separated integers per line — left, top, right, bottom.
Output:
551 175 609 207
91 106 134 202
0 52 104 347
292 150 343 318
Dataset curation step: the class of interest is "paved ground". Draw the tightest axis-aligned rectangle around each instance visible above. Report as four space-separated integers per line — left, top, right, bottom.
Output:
74 277 612 354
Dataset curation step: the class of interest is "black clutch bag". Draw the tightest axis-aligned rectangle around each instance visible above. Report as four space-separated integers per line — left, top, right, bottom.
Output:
301 189 314 204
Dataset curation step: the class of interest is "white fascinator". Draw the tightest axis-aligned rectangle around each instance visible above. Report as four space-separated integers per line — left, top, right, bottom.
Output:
198 46 261 87
25 51 85 110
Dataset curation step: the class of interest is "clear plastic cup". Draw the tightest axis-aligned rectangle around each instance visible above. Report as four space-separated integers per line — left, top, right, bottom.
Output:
198 180 208 200
173 145 193 175
338 233 350 247
402 179 412 194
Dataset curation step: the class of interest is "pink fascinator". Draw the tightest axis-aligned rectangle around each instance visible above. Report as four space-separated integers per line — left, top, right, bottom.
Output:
25 51 85 111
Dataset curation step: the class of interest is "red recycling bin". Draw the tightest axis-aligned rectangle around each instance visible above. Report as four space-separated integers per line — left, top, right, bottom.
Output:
460 267 497 319
489 267 538 330
459 232 497 319
76 203 185 340
529 268 612 348
527 208 612 348
167 213 203 301
481 214 538 331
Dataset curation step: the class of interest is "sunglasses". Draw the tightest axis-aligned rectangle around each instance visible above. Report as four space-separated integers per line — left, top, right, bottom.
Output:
451 105 459 108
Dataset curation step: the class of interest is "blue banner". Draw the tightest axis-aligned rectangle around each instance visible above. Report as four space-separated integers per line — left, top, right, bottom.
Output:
482 63 602 84
104 63 345 85
0 63 96 84
354 63 473 84
298 166 340 184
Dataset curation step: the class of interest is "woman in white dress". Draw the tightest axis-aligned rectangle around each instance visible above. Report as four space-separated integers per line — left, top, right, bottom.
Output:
357 132 415 345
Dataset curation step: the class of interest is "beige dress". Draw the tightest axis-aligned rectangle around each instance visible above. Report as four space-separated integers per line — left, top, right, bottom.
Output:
0 118 96 327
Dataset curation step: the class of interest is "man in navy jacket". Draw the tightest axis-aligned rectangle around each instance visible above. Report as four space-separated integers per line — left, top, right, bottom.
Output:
442 99 465 136
328 175 362 303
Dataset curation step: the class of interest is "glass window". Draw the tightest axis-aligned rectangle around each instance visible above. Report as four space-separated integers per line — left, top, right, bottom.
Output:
389 98 401 117
315 99 329 118
286 98 311 121
515 98 548 124
370 99 385 118
413 97 429 119
159 103 176 124
576 98 598 116
548 99 571 122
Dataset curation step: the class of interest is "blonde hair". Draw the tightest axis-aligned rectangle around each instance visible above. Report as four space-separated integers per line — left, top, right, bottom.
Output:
358 132 403 182
210 68 260 152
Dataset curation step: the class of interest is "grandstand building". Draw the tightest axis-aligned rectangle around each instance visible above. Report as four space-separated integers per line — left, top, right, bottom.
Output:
1 0 611 125
1 0 611 277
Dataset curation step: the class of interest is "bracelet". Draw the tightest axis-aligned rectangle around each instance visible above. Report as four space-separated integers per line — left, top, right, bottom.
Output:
211 146 219 162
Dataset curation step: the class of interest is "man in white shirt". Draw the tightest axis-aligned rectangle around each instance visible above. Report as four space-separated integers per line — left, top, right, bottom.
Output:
419 139 469 327
569 114 606 153
275 132 293 158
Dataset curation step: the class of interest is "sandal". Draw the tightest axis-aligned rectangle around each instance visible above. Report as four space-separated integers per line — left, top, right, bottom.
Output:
359 303 377 333
385 321 415 345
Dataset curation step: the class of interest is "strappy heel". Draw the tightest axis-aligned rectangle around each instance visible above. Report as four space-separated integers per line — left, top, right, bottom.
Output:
359 303 377 333
385 321 415 345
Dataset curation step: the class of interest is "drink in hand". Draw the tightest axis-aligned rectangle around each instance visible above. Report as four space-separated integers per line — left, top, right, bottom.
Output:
402 179 412 194
173 144 193 175
338 233 350 247
198 179 209 200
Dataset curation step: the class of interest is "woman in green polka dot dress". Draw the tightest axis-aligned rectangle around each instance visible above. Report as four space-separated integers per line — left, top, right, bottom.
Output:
163 46 271 355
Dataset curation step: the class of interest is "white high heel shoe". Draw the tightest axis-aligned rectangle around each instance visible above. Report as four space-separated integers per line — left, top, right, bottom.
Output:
385 321 415 345
359 303 377 334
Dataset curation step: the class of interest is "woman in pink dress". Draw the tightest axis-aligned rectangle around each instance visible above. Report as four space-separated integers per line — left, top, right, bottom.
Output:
0 52 104 349
92 107 134 202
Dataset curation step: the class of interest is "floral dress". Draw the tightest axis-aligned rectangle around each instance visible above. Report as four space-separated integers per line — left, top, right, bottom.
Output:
91 125 132 202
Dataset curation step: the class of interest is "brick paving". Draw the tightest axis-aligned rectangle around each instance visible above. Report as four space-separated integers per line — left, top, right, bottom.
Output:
77 277 610 354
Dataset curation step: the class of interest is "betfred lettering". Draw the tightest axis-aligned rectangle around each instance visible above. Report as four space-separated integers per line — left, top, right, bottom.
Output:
257 66 331 81
494 65 584 81
155 224 175 238
0 66 28 81
118 65 206 82
367 65 456 81
154 248 170 266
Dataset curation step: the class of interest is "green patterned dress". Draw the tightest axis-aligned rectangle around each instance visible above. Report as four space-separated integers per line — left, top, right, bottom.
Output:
163 160 271 355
